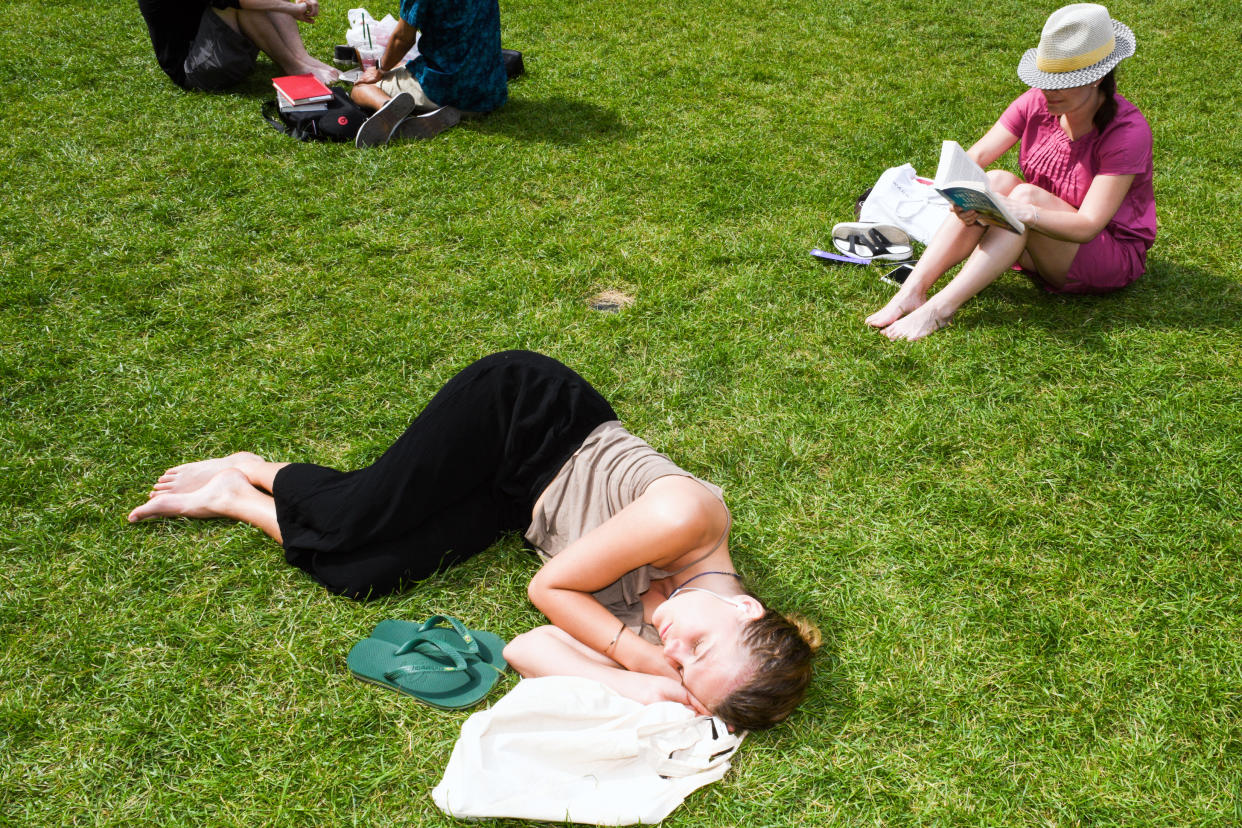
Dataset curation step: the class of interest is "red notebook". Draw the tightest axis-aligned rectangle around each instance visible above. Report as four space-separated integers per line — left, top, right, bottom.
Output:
271 73 333 104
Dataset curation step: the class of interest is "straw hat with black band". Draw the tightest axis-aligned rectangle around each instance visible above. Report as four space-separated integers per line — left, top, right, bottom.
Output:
1017 4 1136 90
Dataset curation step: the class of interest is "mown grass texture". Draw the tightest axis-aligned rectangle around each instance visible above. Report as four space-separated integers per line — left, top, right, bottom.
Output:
1 0 1240 824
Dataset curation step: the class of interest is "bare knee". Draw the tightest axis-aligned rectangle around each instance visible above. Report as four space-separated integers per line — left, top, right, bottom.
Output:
502 626 557 675
1007 182 1042 204
986 169 1023 195
351 82 389 109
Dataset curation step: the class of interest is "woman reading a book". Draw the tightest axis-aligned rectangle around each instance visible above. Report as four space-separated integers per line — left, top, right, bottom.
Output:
128 350 819 730
866 3 1154 341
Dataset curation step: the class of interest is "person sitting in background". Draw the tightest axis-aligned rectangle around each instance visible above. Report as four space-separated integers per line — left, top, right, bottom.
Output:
350 0 508 148
138 0 338 92
866 3 1155 341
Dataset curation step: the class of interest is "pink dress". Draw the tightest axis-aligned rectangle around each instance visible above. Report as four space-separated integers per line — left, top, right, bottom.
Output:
999 88 1156 294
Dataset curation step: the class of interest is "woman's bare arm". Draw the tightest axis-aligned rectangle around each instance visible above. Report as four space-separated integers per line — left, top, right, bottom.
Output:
967 122 1020 169
504 626 708 713
238 0 319 22
526 476 727 682
1006 173 1135 243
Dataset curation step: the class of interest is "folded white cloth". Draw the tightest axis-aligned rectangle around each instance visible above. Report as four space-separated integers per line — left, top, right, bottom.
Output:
432 676 744 825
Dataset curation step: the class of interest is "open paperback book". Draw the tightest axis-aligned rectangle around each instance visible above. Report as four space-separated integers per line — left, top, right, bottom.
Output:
933 140 1025 234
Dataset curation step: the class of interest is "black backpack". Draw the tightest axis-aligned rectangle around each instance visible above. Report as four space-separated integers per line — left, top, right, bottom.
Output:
262 87 368 142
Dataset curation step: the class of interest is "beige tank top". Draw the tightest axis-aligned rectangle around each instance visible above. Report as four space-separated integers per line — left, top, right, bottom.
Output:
524 421 727 638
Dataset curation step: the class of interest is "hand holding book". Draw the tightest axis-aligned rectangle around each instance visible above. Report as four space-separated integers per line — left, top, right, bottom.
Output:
933 141 1025 234
951 197 1032 229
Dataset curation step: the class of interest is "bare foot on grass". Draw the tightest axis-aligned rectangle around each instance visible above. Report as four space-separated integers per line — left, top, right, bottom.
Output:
129 468 253 523
865 292 925 328
150 451 263 496
881 303 953 341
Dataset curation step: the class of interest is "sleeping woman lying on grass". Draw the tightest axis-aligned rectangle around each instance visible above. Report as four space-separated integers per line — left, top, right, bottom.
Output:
129 350 819 730
867 3 1155 341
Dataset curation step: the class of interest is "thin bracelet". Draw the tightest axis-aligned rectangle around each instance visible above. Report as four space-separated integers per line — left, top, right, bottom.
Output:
603 620 627 655
1032 206 1040 227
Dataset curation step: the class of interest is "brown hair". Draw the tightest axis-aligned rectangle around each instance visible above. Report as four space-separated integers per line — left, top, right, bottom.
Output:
713 608 821 731
1093 69 1118 133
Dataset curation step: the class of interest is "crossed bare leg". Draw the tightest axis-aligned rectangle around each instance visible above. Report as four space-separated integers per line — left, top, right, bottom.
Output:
129 453 285 541
150 451 264 496
862 171 1082 342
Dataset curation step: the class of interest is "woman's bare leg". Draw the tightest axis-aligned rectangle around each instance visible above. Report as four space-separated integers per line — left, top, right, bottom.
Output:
129 469 284 543
235 458 287 493
881 181 1083 341
882 226 1028 340
131 451 292 541
227 7 338 84
864 214 986 327
150 451 265 495
865 171 1030 329
148 452 287 494
1009 183 1083 287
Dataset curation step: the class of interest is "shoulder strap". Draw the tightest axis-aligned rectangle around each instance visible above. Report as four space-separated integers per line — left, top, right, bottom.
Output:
260 99 317 142
664 502 732 577
260 99 293 136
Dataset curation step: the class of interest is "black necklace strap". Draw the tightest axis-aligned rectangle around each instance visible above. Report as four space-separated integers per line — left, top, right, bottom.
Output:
674 569 742 591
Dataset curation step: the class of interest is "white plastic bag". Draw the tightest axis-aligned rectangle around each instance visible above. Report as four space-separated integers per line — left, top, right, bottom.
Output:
345 8 418 62
345 9 392 48
859 163 952 245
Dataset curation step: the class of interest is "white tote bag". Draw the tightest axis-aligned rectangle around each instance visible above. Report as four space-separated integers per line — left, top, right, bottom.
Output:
859 164 952 245
432 676 743 825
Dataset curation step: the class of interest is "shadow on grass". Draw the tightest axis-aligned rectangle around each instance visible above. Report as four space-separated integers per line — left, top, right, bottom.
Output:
230 69 290 98
464 95 627 145
961 256 1240 340
228 72 626 145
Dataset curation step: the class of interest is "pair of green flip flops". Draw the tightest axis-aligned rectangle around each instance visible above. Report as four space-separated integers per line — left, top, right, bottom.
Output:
347 615 508 710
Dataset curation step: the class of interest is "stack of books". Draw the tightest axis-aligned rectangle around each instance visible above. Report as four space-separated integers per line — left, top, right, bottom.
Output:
272 74 334 113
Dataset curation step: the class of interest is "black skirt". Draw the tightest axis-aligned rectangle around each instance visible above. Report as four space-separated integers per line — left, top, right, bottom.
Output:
273 351 617 599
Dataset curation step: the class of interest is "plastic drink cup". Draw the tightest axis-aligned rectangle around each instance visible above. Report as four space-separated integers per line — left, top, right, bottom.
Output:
357 46 382 71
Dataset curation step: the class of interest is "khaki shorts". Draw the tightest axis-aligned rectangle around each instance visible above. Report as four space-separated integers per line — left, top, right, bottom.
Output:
377 68 439 110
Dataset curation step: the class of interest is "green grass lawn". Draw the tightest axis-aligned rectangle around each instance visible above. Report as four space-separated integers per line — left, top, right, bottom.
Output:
2 0 1240 824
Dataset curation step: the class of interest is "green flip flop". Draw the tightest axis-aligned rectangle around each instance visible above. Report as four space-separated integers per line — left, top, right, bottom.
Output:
346 635 499 710
371 615 508 674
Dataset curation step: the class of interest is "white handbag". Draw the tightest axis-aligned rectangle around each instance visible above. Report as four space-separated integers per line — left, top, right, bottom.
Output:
859 163 952 245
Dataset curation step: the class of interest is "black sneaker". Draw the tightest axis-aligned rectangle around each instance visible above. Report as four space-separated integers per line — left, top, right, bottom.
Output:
391 106 463 141
355 92 417 148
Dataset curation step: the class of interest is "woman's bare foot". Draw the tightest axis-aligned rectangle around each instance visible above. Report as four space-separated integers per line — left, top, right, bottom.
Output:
882 302 953 341
150 451 264 496
305 62 339 85
865 291 925 328
129 468 253 523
